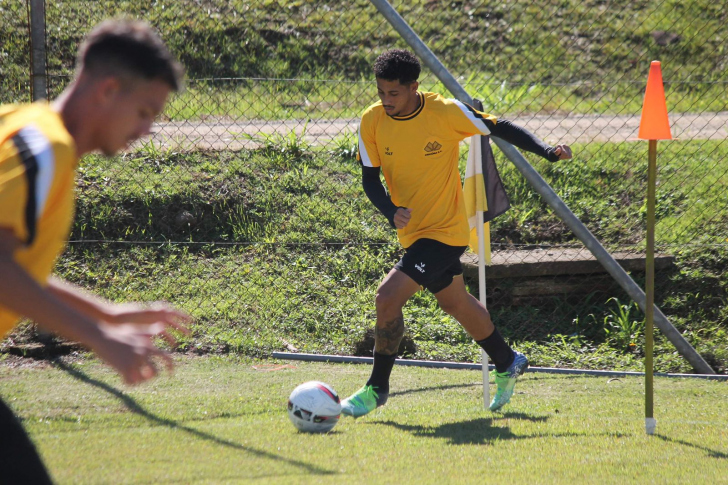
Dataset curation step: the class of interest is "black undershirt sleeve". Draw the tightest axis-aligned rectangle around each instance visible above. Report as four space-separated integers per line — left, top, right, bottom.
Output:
484 118 560 162
361 165 399 228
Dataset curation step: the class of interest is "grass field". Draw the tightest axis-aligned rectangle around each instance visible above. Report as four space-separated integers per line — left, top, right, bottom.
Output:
66 139 728 248
1 356 725 484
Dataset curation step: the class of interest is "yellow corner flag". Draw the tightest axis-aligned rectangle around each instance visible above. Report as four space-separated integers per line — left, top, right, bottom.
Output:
463 100 511 265
464 133 493 264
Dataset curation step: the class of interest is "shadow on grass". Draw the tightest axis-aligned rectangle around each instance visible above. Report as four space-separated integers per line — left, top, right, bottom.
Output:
523 373 615 382
373 414 630 446
389 382 481 398
654 434 728 459
387 375 602 399
52 359 335 477
373 417 538 445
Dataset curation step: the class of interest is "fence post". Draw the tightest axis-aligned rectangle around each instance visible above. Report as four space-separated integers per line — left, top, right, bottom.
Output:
369 0 715 374
29 0 47 101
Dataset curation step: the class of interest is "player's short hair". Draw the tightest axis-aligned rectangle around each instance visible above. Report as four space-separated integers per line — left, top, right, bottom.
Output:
373 49 421 85
76 20 184 92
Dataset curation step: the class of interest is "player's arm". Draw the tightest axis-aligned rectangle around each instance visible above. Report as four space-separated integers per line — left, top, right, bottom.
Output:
484 119 572 162
45 277 122 322
0 230 100 341
47 276 190 331
451 100 572 161
358 112 413 230
361 166 412 229
362 165 398 227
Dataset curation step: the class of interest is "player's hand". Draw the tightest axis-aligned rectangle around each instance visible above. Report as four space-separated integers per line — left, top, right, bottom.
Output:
106 302 191 346
553 144 572 160
393 208 412 229
92 322 176 385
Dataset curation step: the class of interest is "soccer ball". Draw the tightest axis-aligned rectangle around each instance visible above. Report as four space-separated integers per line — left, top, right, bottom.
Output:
287 381 341 433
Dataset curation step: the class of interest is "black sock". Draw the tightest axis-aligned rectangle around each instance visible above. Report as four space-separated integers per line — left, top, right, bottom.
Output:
366 351 396 395
476 328 515 373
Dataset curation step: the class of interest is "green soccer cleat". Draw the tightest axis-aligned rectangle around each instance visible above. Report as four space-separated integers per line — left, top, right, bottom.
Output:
489 351 529 412
341 385 388 418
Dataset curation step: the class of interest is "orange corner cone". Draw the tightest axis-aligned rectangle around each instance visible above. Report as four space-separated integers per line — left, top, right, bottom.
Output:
638 61 672 140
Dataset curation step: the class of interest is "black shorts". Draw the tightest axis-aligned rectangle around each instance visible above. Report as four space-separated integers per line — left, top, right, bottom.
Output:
394 238 467 294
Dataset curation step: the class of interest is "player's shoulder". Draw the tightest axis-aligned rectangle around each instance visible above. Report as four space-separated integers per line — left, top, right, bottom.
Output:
360 100 386 126
2 103 63 136
361 99 384 116
420 92 461 113
0 103 23 135
1 103 75 164
0 103 20 119
421 91 448 104
423 92 492 119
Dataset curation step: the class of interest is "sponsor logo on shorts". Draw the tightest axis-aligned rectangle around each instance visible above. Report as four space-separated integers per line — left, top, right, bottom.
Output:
415 262 426 273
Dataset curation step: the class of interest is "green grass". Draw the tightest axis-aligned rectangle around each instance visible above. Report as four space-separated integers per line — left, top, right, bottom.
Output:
48 242 723 374
71 145 387 244
69 139 728 249
494 139 728 249
1 357 726 484
3 1 728 115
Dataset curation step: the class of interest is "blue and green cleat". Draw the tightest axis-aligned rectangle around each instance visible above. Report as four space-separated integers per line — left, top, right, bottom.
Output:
489 351 529 412
341 385 388 418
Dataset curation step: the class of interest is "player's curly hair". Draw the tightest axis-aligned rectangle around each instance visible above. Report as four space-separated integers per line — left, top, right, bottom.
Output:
373 49 421 84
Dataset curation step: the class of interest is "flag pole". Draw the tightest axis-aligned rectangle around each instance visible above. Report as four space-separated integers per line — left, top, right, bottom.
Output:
637 60 672 435
477 211 490 408
645 139 657 434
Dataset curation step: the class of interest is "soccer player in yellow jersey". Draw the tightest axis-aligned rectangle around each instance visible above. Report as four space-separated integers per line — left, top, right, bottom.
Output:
0 21 188 483
342 49 572 417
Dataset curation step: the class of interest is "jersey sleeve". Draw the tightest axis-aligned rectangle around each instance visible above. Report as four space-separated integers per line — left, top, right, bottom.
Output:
0 126 56 245
356 110 381 168
447 99 499 138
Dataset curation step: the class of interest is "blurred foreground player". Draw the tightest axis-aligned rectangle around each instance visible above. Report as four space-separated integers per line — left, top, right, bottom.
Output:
0 20 189 483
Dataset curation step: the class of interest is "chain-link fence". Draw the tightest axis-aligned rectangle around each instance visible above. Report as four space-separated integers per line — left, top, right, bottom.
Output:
3 0 727 373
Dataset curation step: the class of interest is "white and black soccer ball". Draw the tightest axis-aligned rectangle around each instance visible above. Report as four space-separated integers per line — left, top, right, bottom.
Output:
287 381 341 433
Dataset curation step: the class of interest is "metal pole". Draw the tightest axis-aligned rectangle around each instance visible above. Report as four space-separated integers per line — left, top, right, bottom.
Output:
645 140 657 434
272 352 728 380
369 0 714 374
476 211 490 408
30 0 47 101
273 351 485 369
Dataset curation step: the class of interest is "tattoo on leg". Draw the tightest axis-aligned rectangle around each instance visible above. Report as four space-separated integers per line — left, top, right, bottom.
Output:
375 316 405 355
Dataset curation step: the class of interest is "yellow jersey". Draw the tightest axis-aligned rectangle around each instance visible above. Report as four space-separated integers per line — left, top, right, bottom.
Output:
0 102 77 336
357 91 497 248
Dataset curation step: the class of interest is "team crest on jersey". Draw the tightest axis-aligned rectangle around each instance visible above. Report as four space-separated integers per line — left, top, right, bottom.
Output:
424 141 442 156
385 146 393 156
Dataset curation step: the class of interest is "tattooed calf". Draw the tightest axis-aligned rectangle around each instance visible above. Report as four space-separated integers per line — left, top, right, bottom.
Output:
375 315 405 355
